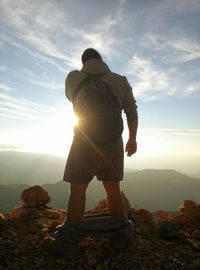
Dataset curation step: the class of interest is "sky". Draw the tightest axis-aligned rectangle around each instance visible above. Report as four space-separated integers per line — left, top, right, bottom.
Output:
0 0 200 175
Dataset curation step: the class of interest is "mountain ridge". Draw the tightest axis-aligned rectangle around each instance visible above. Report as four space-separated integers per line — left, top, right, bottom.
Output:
0 151 199 212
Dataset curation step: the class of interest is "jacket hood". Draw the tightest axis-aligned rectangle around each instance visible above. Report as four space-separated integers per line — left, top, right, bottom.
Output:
81 59 110 75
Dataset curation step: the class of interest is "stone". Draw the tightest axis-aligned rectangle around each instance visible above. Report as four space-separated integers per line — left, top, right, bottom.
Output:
191 230 200 240
43 209 66 221
0 212 7 226
10 207 41 220
171 214 185 226
129 208 155 234
86 190 131 215
21 185 51 208
180 200 197 210
178 200 200 225
155 211 172 223
189 259 200 270
156 220 180 240
129 208 153 223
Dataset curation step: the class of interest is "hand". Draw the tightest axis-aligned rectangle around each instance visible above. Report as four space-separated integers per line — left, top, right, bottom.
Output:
125 139 137 157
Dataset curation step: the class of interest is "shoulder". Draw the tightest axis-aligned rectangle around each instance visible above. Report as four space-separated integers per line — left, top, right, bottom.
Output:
65 70 79 82
65 70 87 87
103 72 131 89
105 72 128 81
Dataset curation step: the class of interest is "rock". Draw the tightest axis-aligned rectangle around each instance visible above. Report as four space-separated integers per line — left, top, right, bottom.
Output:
129 208 153 223
10 207 66 227
2 199 200 269
178 200 200 226
155 211 172 223
187 239 200 250
156 220 180 240
21 185 51 208
129 208 155 234
0 212 7 226
191 230 200 240
86 190 131 215
10 207 41 220
180 200 196 210
43 209 66 221
189 259 200 270
171 214 185 226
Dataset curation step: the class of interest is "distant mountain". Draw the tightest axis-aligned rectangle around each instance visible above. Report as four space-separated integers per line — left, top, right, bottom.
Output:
0 185 23 211
0 151 66 185
0 151 134 185
0 151 200 212
1 171 200 212
120 169 200 211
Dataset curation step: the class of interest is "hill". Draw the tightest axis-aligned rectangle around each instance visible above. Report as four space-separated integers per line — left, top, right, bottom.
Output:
0 151 66 185
121 169 200 211
0 151 199 212
1 170 200 212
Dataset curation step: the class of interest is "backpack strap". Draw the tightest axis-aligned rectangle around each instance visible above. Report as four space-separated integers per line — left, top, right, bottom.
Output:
71 75 90 102
72 72 121 110
72 71 110 101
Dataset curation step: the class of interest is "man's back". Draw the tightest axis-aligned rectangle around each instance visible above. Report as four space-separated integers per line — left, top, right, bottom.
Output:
65 59 137 122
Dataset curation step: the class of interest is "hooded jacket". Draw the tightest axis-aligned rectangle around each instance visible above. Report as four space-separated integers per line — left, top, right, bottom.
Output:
65 59 138 120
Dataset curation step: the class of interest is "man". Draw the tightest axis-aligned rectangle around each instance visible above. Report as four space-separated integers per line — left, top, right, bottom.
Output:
63 48 138 220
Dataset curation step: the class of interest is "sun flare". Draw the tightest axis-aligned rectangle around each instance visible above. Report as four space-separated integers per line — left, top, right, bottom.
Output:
14 106 79 157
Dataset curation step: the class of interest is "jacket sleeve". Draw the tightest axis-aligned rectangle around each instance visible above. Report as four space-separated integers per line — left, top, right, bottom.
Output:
122 77 138 121
65 72 74 102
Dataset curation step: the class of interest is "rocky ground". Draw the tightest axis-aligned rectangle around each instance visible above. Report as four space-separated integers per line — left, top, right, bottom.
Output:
0 185 200 270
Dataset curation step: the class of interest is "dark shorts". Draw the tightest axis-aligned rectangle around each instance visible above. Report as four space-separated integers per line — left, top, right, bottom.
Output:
63 136 124 184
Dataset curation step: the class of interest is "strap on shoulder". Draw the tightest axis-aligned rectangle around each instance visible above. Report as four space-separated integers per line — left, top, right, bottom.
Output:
72 75 90 101
72 71 110 101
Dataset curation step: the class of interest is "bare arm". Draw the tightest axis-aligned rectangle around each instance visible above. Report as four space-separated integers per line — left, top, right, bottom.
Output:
125 118 138 157
122 77 138 156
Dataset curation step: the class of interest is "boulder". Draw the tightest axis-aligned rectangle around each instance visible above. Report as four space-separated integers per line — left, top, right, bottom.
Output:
171 214 185 226
129 208 155 234
10 207 41 220
129 208 153 224
155 211 172 223
179 200 200 224
43 209 66 221
180 200 196 210
10 206 66 223
21 185 51 208
86 191 131 215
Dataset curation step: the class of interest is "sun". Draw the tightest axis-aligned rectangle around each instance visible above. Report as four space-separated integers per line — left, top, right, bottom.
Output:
21 106 79 157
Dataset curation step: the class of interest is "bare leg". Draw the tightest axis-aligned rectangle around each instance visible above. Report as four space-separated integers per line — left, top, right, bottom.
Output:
103 181 124 216
67 183 88 219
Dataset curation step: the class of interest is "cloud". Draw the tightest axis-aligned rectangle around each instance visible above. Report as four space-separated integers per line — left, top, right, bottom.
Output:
10 41 67 73
0 0 128 70
140 128 200 137
185 82 200 96
0 0 73 69
127 55 171 99
0 83 15 92
128 33 200 100
30 79 63 91
0 65 8 72
142 34 200 64
168 39 200 63
0 91 57 121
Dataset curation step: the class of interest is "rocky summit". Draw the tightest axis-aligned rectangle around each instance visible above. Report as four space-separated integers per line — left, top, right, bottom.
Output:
0 186 200 270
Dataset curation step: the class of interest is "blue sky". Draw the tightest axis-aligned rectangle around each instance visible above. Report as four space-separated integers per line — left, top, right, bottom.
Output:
0 0 200 175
